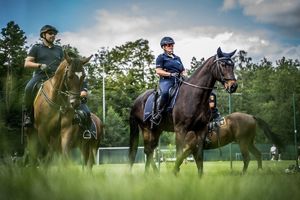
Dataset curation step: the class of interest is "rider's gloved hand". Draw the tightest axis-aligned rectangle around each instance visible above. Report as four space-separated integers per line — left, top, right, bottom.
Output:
169 72 179 77
39 64 48 71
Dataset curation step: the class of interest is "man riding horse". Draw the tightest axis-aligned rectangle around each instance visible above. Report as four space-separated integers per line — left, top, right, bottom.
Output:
23 25 94 138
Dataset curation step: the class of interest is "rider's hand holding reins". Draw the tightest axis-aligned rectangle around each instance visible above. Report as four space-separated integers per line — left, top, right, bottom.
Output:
39 64 48 71
170 72 179 77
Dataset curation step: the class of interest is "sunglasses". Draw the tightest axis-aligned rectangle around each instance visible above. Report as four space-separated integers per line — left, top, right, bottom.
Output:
47 31 57 35
165 44 174 47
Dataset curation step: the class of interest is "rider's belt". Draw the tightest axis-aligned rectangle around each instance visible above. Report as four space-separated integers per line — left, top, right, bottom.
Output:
160 76 170 79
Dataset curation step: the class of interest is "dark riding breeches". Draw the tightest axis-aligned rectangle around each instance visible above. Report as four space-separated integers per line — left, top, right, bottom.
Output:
24 74 47 110
158 77 175 111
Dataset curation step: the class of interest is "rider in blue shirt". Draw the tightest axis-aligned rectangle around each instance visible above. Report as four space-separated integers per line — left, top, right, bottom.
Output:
151 37 187 124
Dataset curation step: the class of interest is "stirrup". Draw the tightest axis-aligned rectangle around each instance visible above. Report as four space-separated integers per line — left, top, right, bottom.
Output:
23 116 33 127
151 113 162 125
83 130 91 139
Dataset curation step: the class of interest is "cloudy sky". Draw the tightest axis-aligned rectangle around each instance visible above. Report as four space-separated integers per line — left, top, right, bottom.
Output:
1 0 299 68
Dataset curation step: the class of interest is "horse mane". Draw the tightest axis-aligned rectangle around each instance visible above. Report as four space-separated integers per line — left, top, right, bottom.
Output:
54 59 68 77
190 56 215 78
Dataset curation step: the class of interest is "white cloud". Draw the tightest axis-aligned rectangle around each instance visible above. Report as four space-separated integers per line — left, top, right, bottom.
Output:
222 0 300 32
221 0 238 11
26 7 299 68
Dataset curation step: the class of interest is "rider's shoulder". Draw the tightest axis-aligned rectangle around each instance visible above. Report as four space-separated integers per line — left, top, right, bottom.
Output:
157 53 165 58
53 44 63 50
32 42 43 48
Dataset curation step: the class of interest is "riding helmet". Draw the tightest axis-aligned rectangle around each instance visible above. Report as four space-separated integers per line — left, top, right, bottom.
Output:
160 36 175 47
40 25 58 37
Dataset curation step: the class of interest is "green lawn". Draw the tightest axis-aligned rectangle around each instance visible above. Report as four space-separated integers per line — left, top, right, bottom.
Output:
0 160 299 200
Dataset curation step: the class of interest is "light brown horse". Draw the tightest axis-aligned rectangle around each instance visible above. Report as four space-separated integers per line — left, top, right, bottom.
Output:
205 112 283 173
24 52 93 165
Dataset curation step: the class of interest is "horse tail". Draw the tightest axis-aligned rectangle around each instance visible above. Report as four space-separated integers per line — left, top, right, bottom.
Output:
128 113 139 168
254 116 284 149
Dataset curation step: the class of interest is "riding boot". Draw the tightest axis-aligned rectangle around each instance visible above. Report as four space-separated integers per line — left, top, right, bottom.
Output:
151 99 166 125
83 116 92 139
23 108 33 127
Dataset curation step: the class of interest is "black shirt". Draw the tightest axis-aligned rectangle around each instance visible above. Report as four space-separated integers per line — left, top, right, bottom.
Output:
28 43 64 76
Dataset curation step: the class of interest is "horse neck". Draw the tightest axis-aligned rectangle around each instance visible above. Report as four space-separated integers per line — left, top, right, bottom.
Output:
189 56 217 91
46 60 68 100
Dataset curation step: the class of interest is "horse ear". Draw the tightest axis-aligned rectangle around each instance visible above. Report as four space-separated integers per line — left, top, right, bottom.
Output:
64 50 72 63
81 55 93 65
227 49 237 58
217 47 224 58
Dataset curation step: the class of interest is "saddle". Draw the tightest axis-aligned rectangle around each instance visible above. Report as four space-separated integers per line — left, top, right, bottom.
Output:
143 83 180 122
32 81 44 104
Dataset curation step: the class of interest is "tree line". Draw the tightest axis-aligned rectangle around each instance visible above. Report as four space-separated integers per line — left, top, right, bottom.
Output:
0 21 299 156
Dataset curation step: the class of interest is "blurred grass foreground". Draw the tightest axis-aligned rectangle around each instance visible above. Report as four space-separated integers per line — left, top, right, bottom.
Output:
0 160 299 200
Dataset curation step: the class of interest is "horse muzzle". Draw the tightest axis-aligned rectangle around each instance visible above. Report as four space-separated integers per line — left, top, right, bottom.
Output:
224 80 238 93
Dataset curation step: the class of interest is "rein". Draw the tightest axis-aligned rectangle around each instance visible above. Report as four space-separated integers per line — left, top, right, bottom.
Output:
40 64 78 112
176 56 232 90
40 84 68 113
180 79 215 90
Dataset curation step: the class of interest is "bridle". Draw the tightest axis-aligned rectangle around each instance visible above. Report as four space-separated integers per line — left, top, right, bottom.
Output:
59 67 81 99
178 56 235 90
40 64 82 112
213 55 236 84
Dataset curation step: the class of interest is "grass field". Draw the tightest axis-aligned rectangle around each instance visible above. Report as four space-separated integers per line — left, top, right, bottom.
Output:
0 160 299 200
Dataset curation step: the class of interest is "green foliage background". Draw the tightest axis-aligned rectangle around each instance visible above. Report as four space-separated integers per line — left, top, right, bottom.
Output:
0 21 300 156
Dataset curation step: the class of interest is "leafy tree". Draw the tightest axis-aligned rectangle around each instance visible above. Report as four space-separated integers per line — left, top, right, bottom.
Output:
90 39 156 146
100 106 127 147
0 21 28 155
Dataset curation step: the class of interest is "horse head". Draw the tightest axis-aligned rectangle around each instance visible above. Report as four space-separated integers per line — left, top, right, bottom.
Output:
214 47 238 93
63 51 92 109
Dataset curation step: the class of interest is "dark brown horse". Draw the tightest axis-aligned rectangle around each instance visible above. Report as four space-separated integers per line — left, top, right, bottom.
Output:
24 52 94 165
79 113 103 169
129 48 238 176
205 112 283 173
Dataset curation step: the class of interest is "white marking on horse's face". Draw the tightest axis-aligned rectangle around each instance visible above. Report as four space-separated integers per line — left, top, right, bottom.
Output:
75 72 83 79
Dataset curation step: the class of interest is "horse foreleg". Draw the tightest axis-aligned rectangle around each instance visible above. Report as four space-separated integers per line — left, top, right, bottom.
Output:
61 130 73 162
87 143 95 169
173 131 196 175
193 138 205 177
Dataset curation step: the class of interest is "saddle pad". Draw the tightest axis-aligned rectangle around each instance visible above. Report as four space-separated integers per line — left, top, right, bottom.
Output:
143 88 180 122
143 92 155 122
91 119 97 139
